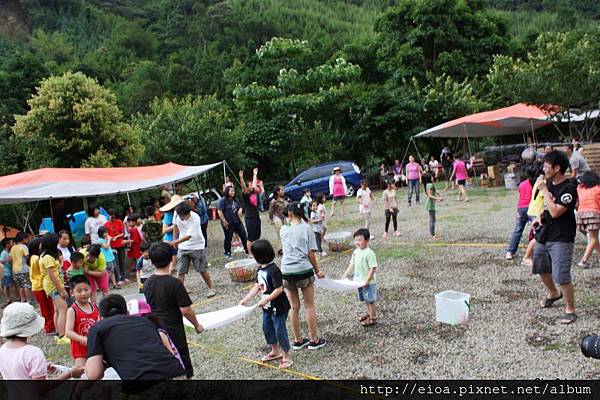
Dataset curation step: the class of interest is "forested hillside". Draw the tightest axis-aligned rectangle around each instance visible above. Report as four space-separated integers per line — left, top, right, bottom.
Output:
1 0 599 182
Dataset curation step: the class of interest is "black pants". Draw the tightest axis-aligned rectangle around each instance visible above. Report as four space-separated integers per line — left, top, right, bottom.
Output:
314 232 323 252
201 222 208 245
224 221 248 255
385 209 398 232
114 247 127 281
165 324 193 378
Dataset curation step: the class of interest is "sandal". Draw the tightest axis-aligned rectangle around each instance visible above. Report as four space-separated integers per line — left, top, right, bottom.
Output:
540 293 563 308
361 318 377 327
261 353 282 362
279 359 293 369
359 314 370 322
560 313 577 325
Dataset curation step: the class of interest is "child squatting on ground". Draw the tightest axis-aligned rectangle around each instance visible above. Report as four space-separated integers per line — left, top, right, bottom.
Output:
240 239 292 369
343 228 378 327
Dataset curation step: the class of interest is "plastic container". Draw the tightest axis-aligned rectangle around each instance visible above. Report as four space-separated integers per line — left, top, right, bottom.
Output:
125 294 152 316
324 231 353 252
435 290 470 325
225 258 259 282
504 173 518 189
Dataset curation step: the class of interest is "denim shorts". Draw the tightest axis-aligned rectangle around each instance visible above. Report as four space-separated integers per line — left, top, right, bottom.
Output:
105 261 116 273
358 283 377 304
1 275 14 287
48 290 61 299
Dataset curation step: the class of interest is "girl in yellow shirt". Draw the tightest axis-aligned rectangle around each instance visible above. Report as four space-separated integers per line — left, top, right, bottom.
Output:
40 233 69 344
28 237 56 335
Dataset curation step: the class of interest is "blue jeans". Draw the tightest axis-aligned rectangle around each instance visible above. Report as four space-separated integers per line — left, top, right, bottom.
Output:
262 310 290 352
408 179 420 204
507 207 532 255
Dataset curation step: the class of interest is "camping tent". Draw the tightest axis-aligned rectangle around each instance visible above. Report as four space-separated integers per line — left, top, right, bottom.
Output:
414 103 552 139
0 162 223 205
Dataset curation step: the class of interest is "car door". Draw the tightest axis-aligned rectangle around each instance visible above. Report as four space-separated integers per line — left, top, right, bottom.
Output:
287 170 310 201
310 166 333 196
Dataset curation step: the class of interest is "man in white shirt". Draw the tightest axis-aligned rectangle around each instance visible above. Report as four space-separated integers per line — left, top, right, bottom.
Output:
170 202 215 297
84 206 108 244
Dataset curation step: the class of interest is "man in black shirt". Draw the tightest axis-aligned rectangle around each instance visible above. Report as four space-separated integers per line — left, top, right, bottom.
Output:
239 168 262 253
217 185 249 259
85 294 185 389
532 150 578 324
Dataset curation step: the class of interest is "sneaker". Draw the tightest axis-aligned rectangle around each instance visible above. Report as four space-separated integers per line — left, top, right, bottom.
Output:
578 260 591 268
292 338 310 350
320 251 327 257
393 231 401 237
55 336 71 345
206 289 217 298
112 284 121 290
308 338 326 350
505 252 514 260
382 232 389 239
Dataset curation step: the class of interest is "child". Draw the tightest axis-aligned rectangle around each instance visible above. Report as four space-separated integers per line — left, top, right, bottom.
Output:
342 228 378 327
449 152 469 202
521 170 546 268
240 239 292 369
300 188 312 220
136 241 155 293
1 238 15 305
356 180 374 231
67 252 85 280
309 201 326 257
65 275 99 367
98 227 120 289
82 244 110 303
39 233 70 345
144 242 204 379
315 193 328 248
127 214 143 271
382 180 400 238
576 171 600 268
29 237 56 335
10 232 32 303
0 302 83 380
423 172 443 239
142 205 164 243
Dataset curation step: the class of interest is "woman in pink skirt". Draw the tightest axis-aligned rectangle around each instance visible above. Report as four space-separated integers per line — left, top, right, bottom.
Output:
329 167 348 217
576 171 600 268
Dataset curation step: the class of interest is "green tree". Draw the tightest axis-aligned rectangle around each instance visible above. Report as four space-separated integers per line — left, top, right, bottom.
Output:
134 95 245 168
487 29 600 139
12 71 143 168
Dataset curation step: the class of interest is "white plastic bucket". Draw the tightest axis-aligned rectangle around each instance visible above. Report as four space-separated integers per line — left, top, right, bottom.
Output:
435 290 470 325
504 173 518 189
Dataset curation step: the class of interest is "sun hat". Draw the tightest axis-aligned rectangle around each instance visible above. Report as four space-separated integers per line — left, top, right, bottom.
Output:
332 167 341 173
0 302 45 338
159 194 185 212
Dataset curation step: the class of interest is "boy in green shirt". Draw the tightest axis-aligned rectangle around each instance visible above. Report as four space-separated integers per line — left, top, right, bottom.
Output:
342 228 378 327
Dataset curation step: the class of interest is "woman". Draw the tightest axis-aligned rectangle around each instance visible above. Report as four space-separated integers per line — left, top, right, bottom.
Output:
280 202 326 350
84 206 107 244
405 155 422 206
329 167 348 217
269 185 288 255
429 155 440 181
217 186 249 259
85 294 185 392
449 153 469 202
576 171 600 268
378 163 389 189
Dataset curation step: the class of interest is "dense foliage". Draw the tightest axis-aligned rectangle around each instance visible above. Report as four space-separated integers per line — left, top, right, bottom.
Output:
0 0 598 183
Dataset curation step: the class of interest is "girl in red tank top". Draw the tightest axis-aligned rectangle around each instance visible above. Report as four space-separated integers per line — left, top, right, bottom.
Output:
65 275 99 366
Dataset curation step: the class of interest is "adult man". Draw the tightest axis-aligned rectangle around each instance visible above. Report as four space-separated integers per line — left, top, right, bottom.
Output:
391 159 403 188
565 144 590 180
217 185 249 260
170 202 215 298
532 150 578 324
239 169 262 253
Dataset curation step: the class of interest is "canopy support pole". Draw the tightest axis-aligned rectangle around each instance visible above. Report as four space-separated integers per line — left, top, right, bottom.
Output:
126 193 131 206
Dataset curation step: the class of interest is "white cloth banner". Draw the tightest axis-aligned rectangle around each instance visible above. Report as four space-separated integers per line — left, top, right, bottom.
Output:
183 304 257 330
314 277 363 292
52 364 121 380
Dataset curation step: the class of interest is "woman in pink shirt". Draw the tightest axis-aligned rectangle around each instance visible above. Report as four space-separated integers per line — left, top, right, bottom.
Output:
405 155 422 206
576 171 600 268
506 168 536 259
449 153 469 202
329 167 348 217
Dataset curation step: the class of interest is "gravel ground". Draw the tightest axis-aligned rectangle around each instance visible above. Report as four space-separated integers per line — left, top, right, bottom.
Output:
15 186 600 379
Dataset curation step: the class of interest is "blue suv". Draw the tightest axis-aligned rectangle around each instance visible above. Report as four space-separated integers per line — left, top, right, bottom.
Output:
283 161 362 201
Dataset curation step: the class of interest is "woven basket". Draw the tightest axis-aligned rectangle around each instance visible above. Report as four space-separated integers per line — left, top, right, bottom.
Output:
324 231 353 252
225 258 259 282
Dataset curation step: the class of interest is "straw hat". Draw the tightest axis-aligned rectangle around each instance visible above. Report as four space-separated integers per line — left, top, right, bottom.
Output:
332 167 341 173
0 302 45 338
159 194 185 212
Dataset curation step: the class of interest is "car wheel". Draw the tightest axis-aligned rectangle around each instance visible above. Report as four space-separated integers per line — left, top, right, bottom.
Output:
346 184 356 197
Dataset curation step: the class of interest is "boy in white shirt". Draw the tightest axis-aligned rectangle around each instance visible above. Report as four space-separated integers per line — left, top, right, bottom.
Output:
170 202 216 298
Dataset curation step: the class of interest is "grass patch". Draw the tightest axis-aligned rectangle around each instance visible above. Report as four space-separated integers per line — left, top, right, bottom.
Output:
544 343 561 351
437 215 462 222
488 204 503 212
377 246 424 262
